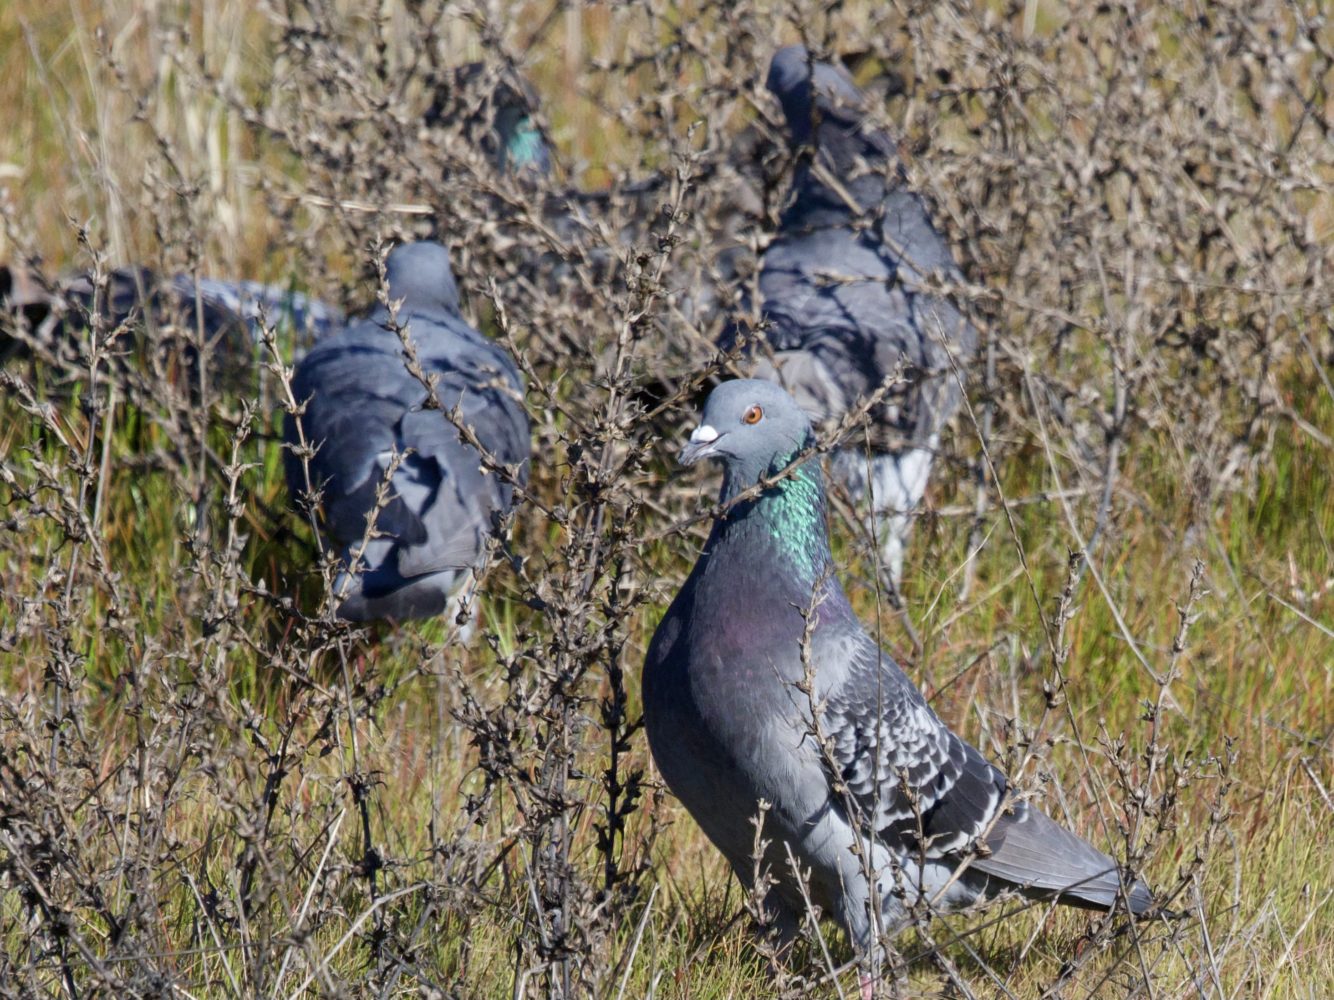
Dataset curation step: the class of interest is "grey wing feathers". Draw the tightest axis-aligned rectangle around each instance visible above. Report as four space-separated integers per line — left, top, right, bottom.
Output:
822 630 1004 856
284 305 528 621
742 51 978 451
287 339 414 525
754 191 975 449
823 628 1151 914
388 407 511 579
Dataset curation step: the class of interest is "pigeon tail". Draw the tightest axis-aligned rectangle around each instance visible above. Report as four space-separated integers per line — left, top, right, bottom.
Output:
975 802 1154 916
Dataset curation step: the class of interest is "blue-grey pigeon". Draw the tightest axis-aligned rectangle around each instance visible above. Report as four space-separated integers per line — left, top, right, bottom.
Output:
432 61 770 347
284 240 529 623
1 262 342 376
726 46 980 587
185 275 343 351
645 380 1152 994
428 63 552 180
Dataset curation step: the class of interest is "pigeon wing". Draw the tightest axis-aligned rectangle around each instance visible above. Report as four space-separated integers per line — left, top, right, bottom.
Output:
388 405 503 580
821 627 1151 913
285 332 425 543
820 627 1006 857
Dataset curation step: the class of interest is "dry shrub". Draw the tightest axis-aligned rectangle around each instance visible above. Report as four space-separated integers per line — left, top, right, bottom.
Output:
1 1 1330 997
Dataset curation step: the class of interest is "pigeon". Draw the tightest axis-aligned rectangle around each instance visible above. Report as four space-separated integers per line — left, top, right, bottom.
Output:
725 45 979 589
427 63 553 180
432 61 775 344
644 380 1152 995
284 240 529 623
1 261 342 379
183 275 343 351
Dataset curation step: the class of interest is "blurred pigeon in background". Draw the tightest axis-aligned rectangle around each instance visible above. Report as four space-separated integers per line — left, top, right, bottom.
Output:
187 275 343 350
1 261 343 384
645 380 1152 997
428 62 553 180
430 59 776 349
284 240 529 624
725 45 979 590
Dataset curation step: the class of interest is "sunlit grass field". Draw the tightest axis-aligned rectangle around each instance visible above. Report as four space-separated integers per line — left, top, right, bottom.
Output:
1 1 1331 997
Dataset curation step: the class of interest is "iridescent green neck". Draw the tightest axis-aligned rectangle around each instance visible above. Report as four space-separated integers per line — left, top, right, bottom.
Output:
721 450 832 583
501 115 548 174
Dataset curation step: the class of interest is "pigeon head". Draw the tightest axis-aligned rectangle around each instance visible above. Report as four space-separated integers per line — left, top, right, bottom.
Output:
682 379 832 579
481 70 551 177
766 44 866 146
681 379 814 482
384 241 461 317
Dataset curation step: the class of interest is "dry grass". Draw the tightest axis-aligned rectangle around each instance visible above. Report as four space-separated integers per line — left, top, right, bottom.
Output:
1 1 1331 997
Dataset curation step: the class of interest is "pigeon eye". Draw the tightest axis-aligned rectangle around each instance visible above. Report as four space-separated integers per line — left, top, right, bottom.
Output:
743 405 764 425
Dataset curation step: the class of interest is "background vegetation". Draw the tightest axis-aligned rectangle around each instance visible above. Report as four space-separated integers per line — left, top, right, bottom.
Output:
1 1 1331 997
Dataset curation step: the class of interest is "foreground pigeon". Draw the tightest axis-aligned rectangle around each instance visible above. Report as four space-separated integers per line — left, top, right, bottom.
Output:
726 46 979 588
284 240 529 622
644 380 1152 994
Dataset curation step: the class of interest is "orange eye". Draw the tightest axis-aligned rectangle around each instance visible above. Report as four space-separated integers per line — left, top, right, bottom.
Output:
743 405 764 425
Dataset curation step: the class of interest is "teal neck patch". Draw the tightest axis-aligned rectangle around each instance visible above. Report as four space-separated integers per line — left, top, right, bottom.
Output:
504 116 547 172
751 455 830 582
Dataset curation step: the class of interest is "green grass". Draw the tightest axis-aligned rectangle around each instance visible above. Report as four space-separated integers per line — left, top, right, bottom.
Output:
2 0 1332 997
5 344 1329 995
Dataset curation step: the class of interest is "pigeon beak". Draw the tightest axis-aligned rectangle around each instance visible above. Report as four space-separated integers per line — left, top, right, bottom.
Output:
679 423 723 466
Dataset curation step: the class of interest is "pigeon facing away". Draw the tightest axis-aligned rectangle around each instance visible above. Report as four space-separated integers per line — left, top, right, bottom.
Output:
644 380 1151 994
726 46 979 588
1 262 342 378
284 241 529 623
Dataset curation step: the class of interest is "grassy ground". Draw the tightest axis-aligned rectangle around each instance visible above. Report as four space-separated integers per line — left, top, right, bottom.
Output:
1 1 1331 997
